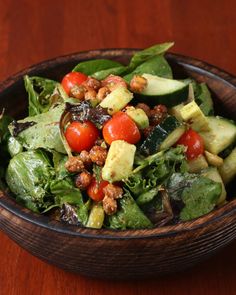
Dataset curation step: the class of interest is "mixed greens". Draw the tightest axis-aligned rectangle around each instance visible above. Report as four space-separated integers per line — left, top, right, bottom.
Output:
1 42 236 229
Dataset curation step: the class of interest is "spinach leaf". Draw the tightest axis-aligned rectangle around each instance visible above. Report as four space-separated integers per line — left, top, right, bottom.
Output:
192 82 214 115
123 55 173 82
6 150 55 212
92 66 126 80
24 75 60 116
50 179 89 225
9 104 66 153
180 177 222 221
128 42 174 70
108 190 152 229
73 59 123 75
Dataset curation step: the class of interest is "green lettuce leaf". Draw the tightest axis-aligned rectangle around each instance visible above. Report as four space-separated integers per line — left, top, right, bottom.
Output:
192 82 214 115
124 55 173 82
108 190 152 229
24 75 61 116
6 150 55 212
73 59 123 75
128 42 174 70
9 104 65 153
50 179 89 225
180 177 222 221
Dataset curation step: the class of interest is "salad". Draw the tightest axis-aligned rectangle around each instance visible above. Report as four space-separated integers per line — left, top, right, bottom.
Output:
0 42 236 229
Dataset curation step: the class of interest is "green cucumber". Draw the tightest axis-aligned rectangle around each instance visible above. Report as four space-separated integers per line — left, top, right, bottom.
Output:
199 116 236 154
135 74 189 107
140 116 186 155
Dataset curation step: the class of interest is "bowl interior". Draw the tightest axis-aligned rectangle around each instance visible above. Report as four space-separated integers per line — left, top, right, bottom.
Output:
0 49 236 238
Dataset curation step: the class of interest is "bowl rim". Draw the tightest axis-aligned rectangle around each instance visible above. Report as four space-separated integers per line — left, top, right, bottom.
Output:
0 48 236 239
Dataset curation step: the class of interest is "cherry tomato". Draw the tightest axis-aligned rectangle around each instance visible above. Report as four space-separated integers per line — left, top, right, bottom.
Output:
101 75 127 91
61 72 88 95
65 121 99 153
87 178 109 202
102 111 141 145
176 129 204 160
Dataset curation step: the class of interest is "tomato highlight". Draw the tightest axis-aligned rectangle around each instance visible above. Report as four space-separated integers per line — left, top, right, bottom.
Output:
65 121 99 153
87 178 109 202
61 72 88 95
176 129 204 160
102 111 141 145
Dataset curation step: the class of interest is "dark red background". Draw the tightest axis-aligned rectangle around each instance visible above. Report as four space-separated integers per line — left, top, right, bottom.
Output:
0 1 236 294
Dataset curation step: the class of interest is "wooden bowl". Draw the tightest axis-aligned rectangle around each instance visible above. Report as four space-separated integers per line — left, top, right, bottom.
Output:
0 49 236 279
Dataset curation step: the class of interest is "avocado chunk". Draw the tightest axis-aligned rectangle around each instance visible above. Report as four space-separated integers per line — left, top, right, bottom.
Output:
99 86 133 115
102 140 136 182
125 106 149 129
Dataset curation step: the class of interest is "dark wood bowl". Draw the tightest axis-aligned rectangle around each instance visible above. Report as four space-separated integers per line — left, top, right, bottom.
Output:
0 49 236 279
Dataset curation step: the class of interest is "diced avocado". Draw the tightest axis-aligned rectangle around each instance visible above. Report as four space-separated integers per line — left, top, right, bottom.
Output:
86 203 104 229
199 116 236 154
202 167 227 205
204 151 223 167
99 86 133 115
219 147 236 184
180 100 210 131
102 140 136 182
187 155 208 173
125 107 149 129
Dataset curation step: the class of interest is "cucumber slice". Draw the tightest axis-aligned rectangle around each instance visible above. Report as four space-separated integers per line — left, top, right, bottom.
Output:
135 74 189 107
140 116 186 155
202 167 226 205
219 147 236 184
199 116 236 154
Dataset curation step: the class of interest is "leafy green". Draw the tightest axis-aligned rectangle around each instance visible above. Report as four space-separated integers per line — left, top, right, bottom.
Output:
24 75 61 116
180 177 222 220
127 42 174 70
6 150 55 212
123 55 173 82
92 66 126 80
73 59 123 75
108 190 152 229
50 179 89 225
167 172 198 201
7 136 23 157
192 82 214 115
9 103 66 153
125 146 186 199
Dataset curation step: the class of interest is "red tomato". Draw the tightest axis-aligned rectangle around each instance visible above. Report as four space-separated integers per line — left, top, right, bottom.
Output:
65 121 99 153
87 178 109 202
176 129 204 160
61 72 88 95
101 75 127 91
102 111 141 145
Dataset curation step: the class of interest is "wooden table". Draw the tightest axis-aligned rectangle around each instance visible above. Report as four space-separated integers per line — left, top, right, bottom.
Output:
0 0 236 294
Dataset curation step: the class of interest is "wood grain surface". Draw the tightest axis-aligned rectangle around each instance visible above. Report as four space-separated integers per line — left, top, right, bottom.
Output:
0 0 236 294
